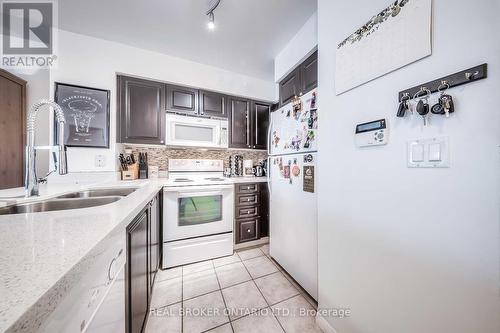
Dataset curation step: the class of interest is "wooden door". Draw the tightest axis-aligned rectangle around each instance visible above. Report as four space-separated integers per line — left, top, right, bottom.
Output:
228 97 250 149
0 69 26 189
166 84 199 114
300 50 318 94
252 102 270 150
199 90 227 117
126 209 149 333
149 195 160 291
279 68 300 106
259 182 269 238
118 76 165 145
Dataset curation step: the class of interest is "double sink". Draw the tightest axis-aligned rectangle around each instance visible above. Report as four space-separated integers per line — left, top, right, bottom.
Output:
0 188 138 215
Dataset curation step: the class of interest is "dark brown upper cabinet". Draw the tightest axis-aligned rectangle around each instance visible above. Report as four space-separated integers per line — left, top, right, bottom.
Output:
166 84 199 114
279 50 318 106
117 76 165 145
228 97 251 149
199 90 227 118
279 68 300 106
251 102 270 150
228 98 270 150
300 50 318 93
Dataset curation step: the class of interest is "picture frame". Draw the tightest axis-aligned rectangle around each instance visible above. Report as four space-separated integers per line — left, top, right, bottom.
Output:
54 82 110 148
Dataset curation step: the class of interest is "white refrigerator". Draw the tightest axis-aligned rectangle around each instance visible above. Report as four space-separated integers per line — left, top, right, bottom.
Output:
268 89 318 300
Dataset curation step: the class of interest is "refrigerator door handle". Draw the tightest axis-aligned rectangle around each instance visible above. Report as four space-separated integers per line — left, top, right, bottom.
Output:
267 156 272 196
267 118 273 155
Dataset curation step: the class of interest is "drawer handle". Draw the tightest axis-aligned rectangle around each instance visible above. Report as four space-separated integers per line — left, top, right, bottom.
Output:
247 186 250 190
247 229 252 233
247 211 251 214
247 199 251 201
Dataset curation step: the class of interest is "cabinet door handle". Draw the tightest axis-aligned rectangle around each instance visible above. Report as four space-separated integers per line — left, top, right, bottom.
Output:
247 229 251 233
246 109 250 146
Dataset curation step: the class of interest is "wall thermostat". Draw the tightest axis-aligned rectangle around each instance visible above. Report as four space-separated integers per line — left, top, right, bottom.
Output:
355 118 388 147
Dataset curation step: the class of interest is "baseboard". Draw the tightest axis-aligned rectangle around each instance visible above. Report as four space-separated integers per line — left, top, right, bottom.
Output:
316 313 338 333
234 237 269 250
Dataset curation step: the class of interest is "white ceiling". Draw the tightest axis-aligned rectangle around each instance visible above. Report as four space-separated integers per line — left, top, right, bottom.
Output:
58 0 317 81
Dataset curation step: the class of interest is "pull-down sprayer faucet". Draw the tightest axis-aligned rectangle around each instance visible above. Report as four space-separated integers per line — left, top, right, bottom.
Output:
25 100 68 197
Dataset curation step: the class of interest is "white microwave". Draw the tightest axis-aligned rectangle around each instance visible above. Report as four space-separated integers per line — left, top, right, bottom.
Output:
165 113 228 148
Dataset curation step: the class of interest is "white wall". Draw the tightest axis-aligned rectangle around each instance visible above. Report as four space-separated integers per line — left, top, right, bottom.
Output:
274 12 317 82
50 30 277 172
317 1 500 333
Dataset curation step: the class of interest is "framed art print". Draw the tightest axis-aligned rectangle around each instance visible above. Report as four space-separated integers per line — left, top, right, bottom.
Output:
54 82 110 148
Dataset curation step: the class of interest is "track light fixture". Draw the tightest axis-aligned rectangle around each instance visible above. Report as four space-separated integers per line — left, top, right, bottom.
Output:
206 0 220 31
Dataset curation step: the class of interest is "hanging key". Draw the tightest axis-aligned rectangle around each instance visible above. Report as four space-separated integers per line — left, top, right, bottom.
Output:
439 94 455 117
416 99 429 126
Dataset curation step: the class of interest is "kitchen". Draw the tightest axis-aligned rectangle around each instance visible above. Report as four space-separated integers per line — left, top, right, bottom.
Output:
0 1 499 333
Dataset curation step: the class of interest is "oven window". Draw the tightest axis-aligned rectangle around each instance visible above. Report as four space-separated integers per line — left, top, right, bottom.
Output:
178 195 222 226
175 124 214 142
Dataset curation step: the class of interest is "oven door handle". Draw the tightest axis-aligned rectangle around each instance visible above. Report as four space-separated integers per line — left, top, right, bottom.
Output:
164 184 233 193
176 190 227 198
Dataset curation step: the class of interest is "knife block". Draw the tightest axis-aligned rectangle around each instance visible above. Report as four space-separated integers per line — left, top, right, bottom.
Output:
121 163 139 180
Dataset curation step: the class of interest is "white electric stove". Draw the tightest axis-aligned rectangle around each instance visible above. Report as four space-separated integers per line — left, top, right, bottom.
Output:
162 159 234 268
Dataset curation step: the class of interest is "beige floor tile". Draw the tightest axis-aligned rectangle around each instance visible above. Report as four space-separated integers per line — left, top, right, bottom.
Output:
254 272 300 305
237 247 264 261
183 260 214 276
156 266 182 282
260 244 270 256
145 302 182 333
271 295 322 333
232 308 284 333
183 291 229 333
215 262 252 289
205 323 233 333
150 277 182 309
212 253 241 267
221 281 267 320
243 256 278 279
183 268 220 300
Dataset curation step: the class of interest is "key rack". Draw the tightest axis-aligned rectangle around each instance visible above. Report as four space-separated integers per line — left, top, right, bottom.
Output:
398 63 487 101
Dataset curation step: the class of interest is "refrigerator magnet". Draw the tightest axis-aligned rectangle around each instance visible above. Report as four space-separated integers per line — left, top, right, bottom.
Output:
292 164 300 177
309 110 318 129
303 166 315 193
283 165 290 179
310 92 317 109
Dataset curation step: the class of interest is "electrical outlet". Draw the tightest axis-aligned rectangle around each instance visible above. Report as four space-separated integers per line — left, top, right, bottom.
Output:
95 155 106 168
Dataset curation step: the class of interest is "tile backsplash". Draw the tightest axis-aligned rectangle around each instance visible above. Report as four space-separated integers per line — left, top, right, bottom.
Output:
124 146 268 171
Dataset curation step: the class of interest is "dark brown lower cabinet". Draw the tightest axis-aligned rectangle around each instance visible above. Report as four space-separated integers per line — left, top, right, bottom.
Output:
234 182 269 244
126 192 161 333
259 183 269 238
126 208 149 333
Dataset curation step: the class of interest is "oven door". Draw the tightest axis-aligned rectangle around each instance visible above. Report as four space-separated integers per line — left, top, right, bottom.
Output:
166 114 226 148
163 184 234 241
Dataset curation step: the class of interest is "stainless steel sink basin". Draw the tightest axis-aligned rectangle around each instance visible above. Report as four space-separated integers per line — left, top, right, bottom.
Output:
54 187 138 199
0 196 122 215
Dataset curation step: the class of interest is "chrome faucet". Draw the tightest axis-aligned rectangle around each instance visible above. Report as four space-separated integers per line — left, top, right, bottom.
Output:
25 100 68 197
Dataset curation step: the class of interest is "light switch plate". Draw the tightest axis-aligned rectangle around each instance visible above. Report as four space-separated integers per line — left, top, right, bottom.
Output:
407 137 449 168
